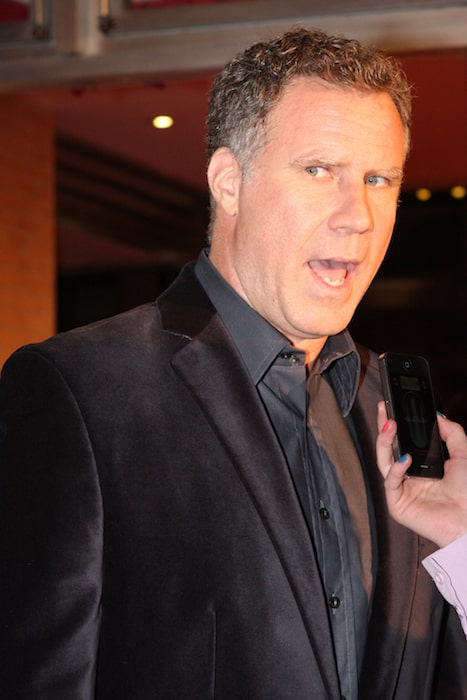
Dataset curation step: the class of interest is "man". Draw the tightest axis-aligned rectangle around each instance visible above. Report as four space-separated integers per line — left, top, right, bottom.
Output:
1 27 466 700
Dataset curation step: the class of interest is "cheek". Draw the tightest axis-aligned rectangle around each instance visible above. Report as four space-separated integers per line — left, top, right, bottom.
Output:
237 199 291 261
370 208 396 257
376 226 395 261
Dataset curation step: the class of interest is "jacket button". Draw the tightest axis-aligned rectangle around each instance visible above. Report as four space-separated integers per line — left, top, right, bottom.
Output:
329 595 341 609
319 506 330 520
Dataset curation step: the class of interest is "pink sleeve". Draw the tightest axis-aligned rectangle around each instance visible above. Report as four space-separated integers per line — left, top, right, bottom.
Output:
422 532 467 639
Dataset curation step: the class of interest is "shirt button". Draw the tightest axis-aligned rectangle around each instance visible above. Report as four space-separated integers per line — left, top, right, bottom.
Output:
435 572 445 586
319 506 330 520
281 352 300 366
329 595 341 610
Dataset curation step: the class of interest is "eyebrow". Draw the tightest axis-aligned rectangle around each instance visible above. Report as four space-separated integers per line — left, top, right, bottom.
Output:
373 167 405 184
376 166 404 177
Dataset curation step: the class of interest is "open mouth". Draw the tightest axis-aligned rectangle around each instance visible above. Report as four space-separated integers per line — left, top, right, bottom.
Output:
308 259 355 288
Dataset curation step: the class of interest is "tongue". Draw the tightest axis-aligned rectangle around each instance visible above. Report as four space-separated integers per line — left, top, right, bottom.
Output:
310 260 347 283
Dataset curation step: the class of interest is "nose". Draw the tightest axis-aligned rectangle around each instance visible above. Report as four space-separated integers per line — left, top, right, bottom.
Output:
327 183 373 234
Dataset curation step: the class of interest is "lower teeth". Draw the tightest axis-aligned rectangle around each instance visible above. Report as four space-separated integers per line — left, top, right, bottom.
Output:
323 277 345 287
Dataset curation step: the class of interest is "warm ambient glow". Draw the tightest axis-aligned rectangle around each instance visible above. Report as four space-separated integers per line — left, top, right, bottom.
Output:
415 186 466 201
152 115 173 129
450 185 467 199
415 187 432 202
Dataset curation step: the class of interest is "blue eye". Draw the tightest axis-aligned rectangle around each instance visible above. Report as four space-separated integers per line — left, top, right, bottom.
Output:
366 174 388 187
306 166 328 178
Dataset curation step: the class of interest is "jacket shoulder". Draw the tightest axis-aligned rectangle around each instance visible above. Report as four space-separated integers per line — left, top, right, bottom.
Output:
11 302 160 363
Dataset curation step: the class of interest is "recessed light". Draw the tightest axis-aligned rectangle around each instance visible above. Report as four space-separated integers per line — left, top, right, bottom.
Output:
415 187 432 202
450 185 466 200
152 115 173 129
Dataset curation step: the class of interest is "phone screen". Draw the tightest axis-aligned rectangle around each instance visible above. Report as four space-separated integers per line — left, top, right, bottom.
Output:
379 353 445 479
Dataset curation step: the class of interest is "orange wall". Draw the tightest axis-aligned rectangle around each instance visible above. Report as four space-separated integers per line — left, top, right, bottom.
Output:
0 95 56 368
401 52 467 190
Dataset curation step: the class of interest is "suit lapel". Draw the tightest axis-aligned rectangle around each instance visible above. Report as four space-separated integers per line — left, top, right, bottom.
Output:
158 266 341 700
351 350 420 699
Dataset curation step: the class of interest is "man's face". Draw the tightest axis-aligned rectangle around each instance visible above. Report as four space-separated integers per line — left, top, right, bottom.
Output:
209 77 406 355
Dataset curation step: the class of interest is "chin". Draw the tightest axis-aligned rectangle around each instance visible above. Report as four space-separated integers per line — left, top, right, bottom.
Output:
322 307 358 335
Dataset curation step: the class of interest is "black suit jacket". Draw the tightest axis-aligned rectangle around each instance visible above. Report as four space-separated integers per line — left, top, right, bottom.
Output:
1 263 466 699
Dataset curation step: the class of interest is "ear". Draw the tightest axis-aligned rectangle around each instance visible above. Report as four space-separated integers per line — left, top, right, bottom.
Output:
207 147 241 217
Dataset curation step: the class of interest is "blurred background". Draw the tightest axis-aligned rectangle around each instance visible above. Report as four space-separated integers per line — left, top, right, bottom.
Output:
0 0 466 425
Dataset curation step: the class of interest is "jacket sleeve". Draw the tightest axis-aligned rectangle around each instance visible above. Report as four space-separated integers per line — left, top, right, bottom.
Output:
422 533 467 640
0 347 103 699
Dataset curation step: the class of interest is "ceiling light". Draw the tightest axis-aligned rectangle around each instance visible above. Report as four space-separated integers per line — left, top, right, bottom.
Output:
415 187 432 202
450 185 466 200
152 115 173 129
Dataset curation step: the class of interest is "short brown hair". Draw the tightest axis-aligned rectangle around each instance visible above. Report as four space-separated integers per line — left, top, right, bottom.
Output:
207 27 412 171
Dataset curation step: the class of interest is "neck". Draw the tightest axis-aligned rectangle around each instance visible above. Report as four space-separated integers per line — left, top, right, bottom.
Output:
292 335 328 369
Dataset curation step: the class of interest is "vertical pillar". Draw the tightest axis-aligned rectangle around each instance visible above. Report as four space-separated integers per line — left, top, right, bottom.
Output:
0 95 56 367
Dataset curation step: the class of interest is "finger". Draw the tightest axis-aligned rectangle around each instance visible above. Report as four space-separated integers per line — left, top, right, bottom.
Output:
381 457 414 521
385 453 412 489
376 415 398 479
376 401 388 431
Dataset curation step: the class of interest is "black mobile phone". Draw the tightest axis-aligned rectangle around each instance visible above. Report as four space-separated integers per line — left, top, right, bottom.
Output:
378 352 445 479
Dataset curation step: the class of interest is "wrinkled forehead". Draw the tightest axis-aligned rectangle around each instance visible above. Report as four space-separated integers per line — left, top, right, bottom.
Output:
268 76 410 156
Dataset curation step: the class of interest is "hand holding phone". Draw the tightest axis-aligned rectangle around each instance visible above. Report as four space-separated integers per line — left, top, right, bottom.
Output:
378 352 445 479
376 400 467 548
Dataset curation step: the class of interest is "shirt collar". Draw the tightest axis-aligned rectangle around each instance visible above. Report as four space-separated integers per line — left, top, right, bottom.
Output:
195 249 288 383
194 248 361 414
315 333 361 417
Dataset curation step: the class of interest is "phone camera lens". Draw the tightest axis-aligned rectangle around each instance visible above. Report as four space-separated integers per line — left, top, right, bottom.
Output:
403 360 412 370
